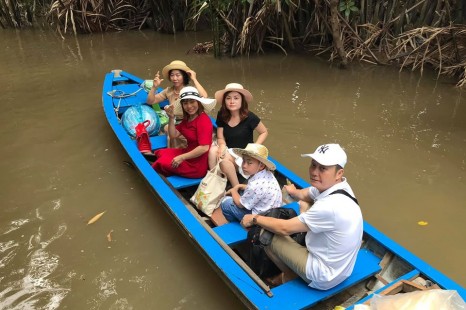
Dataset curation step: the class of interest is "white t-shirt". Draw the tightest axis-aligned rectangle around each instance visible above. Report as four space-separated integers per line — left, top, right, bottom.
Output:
297 178 363 290
240 169 282 214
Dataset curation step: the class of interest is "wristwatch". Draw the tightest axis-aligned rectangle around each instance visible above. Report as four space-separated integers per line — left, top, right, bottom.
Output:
252 215 259 225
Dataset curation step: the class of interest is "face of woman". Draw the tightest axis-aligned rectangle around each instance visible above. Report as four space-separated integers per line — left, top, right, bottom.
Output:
182 99 200 117
224 91 243 112
169 70 184 87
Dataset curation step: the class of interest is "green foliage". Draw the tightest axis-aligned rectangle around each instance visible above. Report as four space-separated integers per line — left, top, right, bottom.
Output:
339 0 358 19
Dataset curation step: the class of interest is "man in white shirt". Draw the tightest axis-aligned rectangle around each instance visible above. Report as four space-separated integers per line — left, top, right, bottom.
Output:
241 143 363 290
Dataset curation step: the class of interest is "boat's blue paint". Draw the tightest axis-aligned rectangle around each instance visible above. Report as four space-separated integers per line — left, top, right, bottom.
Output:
166 175 203 190
269 249 381 309
103 70 466 309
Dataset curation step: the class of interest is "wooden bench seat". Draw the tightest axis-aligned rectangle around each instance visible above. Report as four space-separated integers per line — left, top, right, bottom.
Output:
166 175 203 190
271 248 382 309
212 202 301 246
149 135 168 150
212 222 247 246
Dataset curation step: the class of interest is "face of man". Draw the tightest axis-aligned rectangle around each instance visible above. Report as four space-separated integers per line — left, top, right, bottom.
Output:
308 159 344 192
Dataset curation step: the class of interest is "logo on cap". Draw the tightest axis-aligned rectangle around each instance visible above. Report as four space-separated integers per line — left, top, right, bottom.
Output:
318 145 330 154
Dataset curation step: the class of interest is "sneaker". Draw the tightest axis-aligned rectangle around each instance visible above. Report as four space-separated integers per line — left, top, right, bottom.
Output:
135 120 152 154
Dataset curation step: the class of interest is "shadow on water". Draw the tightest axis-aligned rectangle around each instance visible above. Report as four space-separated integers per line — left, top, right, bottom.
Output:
0 29 465 309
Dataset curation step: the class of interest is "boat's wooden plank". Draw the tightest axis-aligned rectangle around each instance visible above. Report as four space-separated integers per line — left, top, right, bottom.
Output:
270 248 382 309
347 269 421 309
166 175 203 189
113 76 129 82
363 222 466 301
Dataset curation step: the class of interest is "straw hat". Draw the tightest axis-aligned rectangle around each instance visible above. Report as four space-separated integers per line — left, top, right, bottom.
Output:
162 60 191 80
232 143 276 171
215 83 253 104
173 86 216 115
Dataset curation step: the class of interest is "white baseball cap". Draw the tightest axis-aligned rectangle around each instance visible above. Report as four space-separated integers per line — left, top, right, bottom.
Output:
301 144 347 168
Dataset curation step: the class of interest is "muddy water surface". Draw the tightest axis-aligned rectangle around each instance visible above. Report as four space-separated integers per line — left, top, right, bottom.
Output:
0 29 465 309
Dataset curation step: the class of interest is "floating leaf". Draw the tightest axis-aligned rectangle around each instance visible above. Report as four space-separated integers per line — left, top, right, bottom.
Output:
107 230 114 242
87 211 106 225
417 221 428 226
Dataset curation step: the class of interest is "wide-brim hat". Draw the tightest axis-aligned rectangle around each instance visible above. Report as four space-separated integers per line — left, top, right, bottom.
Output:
174 86 216 115
162 60 191 80
232 143 276 171
215 83 253 104
301 143 347 168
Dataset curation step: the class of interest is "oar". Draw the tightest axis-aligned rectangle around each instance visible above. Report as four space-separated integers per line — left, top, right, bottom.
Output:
159 174 274 297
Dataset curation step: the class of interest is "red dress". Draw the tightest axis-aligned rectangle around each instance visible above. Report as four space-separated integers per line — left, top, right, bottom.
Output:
152 112 212 178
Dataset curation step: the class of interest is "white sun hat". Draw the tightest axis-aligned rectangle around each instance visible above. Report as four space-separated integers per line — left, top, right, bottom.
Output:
173 86 216 115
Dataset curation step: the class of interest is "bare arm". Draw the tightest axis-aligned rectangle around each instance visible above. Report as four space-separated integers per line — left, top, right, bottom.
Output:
284 184 313 203
187 70 208 97
254 121 268 144
147 71 166 105
171 144 210 168
241 215 309 236
225 184 247 207
165 105 180 139
216 127 227 159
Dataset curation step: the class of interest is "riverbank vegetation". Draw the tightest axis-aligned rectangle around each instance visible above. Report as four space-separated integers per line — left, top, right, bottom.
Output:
1 0 465 86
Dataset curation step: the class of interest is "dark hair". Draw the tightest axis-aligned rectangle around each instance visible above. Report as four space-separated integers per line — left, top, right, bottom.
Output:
219 91 249 122
181 99 204 121
169 69 190 86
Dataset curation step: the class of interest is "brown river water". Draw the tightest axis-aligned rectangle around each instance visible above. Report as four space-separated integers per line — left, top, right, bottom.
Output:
0 29 465 309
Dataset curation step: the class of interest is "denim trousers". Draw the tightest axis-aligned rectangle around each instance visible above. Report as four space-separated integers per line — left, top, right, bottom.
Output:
220 196 252 222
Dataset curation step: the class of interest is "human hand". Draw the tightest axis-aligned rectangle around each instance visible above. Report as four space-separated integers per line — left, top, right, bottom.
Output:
153 71 164 87
164 105 175 118
284 184 296 196
235 184 247 191
241 214 254 228
217 146 226 160
171 155 184 168
186 70 197 81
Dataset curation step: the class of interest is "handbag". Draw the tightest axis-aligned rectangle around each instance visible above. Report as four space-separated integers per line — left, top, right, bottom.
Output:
190 160 227 216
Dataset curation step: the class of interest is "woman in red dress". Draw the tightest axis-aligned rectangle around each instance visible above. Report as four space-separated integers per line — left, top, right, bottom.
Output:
152 86 216 178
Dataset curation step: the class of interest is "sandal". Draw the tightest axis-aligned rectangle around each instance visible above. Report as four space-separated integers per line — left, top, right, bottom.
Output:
135 120 152 154
265 273 285 288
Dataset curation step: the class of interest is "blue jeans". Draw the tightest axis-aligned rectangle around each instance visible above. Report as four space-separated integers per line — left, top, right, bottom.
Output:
220 196 252 222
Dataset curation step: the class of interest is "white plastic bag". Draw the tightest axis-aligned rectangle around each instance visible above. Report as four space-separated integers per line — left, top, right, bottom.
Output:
369 289 466 310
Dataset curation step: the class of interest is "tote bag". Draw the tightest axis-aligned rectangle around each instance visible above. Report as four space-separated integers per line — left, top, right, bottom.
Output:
190 161 227 216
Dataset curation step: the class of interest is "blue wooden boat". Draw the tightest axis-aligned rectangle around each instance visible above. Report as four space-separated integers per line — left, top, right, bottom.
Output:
102 69 466 309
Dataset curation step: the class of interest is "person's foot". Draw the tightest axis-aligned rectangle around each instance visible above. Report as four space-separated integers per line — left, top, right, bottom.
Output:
142 152 156 162
265 273 285 287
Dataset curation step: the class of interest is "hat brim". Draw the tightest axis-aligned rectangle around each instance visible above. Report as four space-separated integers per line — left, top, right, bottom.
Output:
301 153 345 168
215 88 253 105
232 148 276 171
174 97 216 116
162 63 191 80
